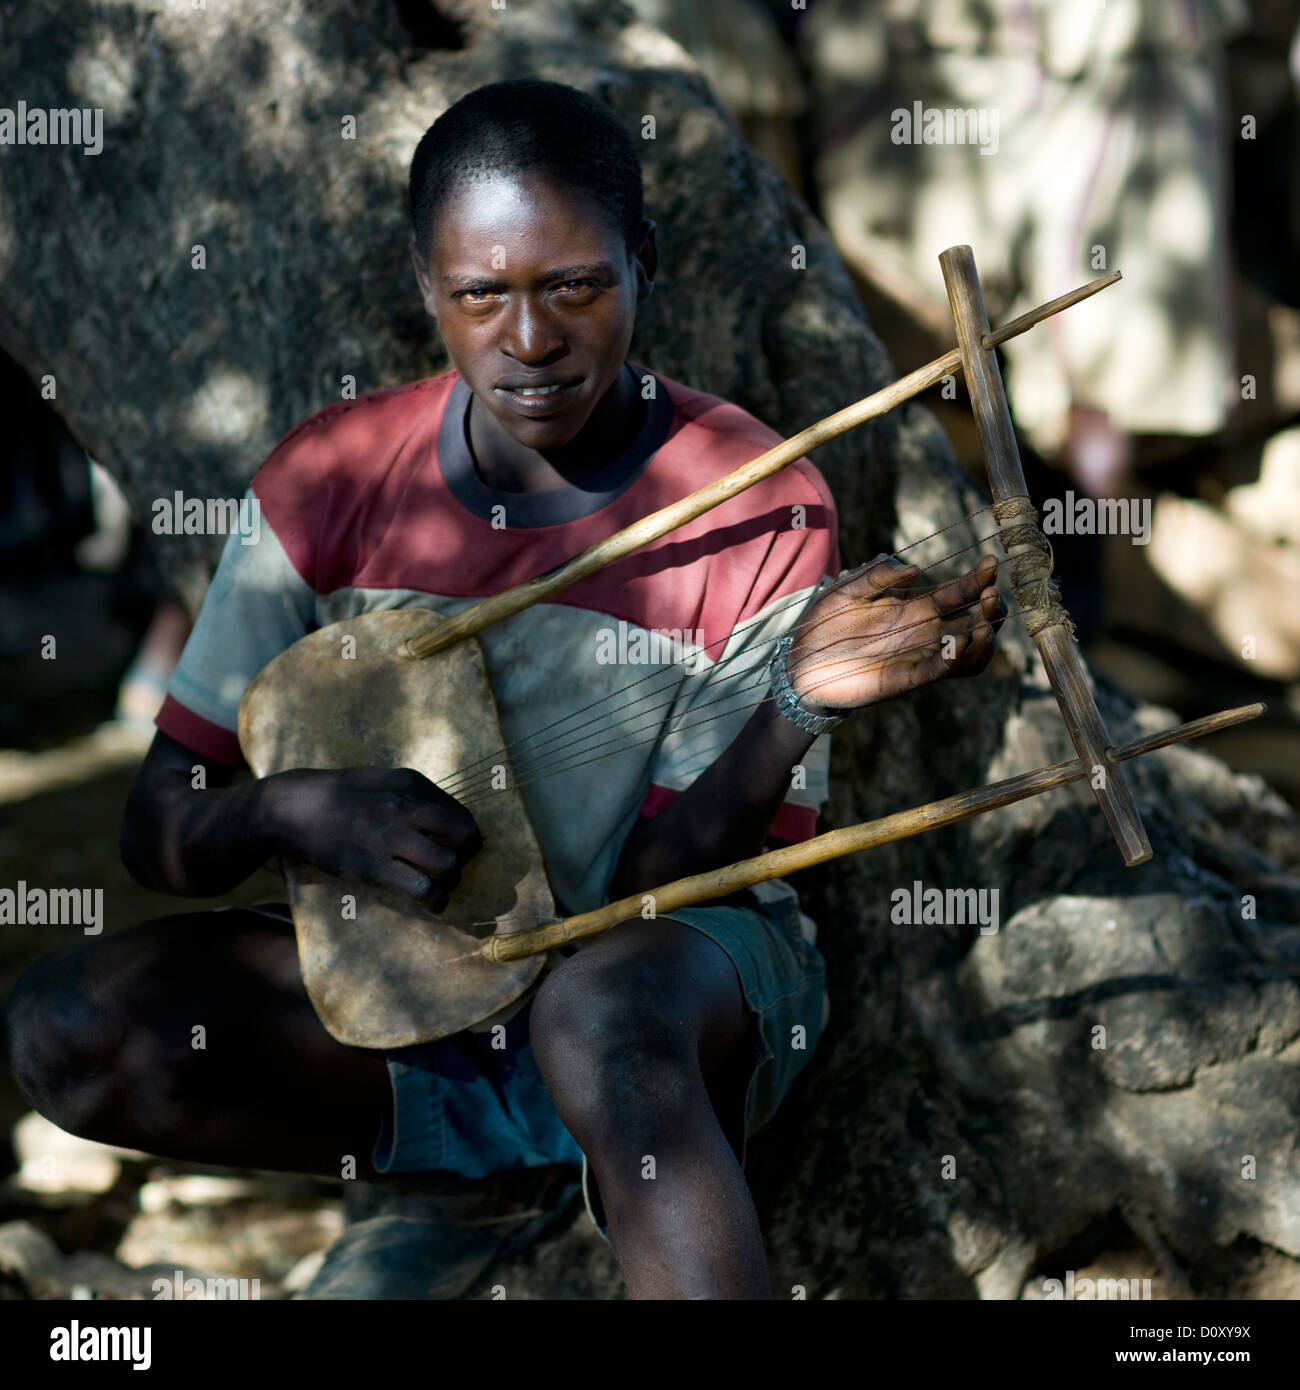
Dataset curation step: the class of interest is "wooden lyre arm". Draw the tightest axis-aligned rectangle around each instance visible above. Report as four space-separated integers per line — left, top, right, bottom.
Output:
401 268 1122 660
482 703 1265 961
394 244 1269 970
938 245 1151 866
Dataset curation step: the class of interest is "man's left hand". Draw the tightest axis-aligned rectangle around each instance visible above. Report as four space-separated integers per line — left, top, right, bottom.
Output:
786 554 1006 715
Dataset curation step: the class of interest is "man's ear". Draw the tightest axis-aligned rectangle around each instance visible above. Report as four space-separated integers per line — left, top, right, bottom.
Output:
411 239 438 317
633 219 657 301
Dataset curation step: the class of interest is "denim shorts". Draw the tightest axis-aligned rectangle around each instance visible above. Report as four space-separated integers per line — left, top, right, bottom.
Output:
368 879 829 1239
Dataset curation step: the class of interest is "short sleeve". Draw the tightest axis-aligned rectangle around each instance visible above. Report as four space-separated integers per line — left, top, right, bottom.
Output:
640 459 839 844
155 488 316 764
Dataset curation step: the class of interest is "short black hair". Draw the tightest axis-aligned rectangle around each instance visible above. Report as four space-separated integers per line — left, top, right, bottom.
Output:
408 79 645 263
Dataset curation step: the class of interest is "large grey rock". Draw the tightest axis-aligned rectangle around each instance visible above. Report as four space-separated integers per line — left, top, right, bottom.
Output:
1 0 1296 1299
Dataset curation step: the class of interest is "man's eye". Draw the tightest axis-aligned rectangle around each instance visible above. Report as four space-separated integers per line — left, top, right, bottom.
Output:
558 279 598 293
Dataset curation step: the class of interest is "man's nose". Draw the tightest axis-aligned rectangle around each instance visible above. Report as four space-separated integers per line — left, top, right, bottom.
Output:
501 296 564 364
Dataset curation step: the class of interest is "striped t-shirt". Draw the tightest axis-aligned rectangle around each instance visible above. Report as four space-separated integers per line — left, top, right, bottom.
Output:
157 363 840 918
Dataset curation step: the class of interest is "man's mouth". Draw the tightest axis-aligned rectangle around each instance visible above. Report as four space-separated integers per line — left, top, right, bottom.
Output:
495 377 584 416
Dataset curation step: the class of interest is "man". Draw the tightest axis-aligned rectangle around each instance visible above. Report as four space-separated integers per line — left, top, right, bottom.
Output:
4 80 1004 1299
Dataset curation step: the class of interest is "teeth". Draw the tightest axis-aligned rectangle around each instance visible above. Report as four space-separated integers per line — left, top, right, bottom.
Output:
515 384 563 396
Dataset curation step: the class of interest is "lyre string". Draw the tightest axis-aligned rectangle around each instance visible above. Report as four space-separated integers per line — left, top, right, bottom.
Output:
451 567 1060 810
439 505 1011 805
448 575 1022 808
436 507 997 802
436 508 995 795
455 587 1028 809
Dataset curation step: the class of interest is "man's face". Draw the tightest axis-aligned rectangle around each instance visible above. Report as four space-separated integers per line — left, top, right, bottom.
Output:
413 171 654 451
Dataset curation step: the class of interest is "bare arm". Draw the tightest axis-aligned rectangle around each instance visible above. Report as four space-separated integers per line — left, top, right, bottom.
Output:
120 732 279 896
607 701 813 900
121 730 482 911
609 556 1005 899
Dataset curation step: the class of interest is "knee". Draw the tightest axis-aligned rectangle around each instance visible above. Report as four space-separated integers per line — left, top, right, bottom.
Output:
2 950 125 1137
529 961 700 1146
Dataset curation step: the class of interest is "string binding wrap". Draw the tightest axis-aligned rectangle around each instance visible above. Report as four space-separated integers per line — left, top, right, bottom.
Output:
991 495 1075 640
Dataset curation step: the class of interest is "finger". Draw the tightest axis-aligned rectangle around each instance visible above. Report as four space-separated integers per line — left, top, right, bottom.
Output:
980 585 1007 634
793 619 936 685
390 833 465 881
390 767 479 825
947 617 996 678
383 861 450 914
801 557 931 641
897 626 970 688
927 555 999 616
382 769 480 849
402 795 483 856
903 625 974 687
337 853 449 914
835 556 922 601
928 608 987 655
926 555 998 615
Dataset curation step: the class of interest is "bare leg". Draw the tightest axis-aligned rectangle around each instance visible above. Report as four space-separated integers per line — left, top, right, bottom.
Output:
528 917 769 1299
3 909 392 1178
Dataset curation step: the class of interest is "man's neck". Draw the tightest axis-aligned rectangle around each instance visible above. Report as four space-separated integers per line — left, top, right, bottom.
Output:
466 364 645 494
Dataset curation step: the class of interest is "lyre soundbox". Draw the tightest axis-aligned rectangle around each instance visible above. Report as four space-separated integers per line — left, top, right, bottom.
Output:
237 607 552 1049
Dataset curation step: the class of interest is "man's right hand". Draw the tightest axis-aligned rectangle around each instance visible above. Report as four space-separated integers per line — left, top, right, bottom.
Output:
121 732 483 909
261 767 483 914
